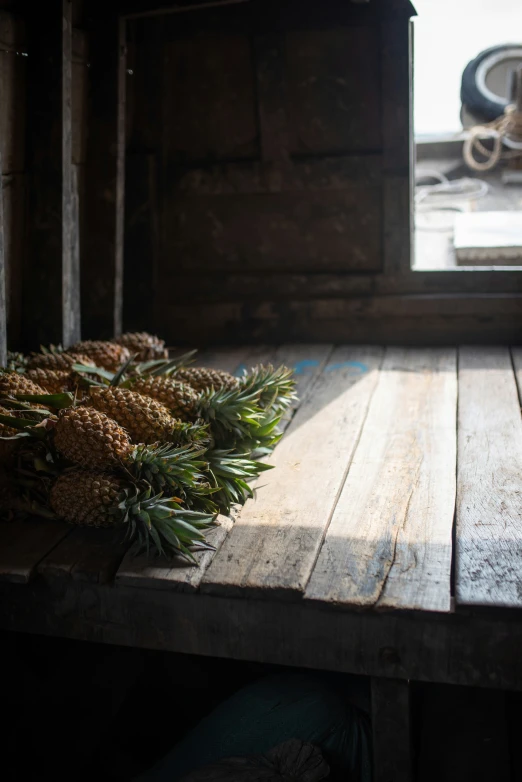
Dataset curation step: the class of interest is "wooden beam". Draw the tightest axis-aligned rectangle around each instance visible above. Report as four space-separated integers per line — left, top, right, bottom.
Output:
5 578 522 691
381 19 413 275
82 14 126 339
23 0 78 350
0 151 6 366
372 678 413 782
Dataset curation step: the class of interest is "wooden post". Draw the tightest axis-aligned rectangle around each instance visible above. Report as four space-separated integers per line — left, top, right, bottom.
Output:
371 677 413 782
23 0 78 351
380 19 414 276
0 151 6 366
82 14 126 340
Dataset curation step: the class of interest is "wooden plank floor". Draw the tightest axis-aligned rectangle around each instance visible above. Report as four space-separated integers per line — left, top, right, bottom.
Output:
1 345 522 681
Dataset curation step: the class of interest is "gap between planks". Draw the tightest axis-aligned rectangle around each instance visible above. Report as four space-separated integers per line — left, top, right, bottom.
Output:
115 344 332 592
305 347 457 613
456 345 522 609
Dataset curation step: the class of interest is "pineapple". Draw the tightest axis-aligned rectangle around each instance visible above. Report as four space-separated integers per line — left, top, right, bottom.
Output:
88 386 179 444
54 407 133 469
174 367 239 393
113 331 168 361
131 377 200 420
0 372 47 398
26 352 94 371
53 406 213 504
67 341 131 372
27 369 72 395
241 364 297 411
0 405 21 465
50 469 216 559
129 376 274 450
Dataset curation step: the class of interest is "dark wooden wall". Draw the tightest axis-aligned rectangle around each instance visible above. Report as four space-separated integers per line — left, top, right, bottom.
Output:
125 1 412 343
0 0 520 353
124 0 522 346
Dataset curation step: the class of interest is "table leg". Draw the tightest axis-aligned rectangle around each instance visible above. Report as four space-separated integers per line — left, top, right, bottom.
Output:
371 677 413 782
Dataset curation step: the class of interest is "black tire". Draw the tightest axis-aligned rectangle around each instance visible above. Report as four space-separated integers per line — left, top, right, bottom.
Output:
461 44 522 122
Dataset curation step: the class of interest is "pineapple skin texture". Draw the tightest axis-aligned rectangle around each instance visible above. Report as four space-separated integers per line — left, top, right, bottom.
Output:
131 377 199 421
27 369 71 395
88 386 177 444
0 372 47 397
50 470 123 527
26 352 93 371
174 367 239 393
113 331 168 361
68 341 131 372
54 407 133 469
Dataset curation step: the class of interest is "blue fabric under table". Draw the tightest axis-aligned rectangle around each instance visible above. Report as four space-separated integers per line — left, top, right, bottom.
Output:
137 672 372 781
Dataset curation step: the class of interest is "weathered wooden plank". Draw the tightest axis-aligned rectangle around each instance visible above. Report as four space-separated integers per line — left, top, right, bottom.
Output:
0 520 70 584
82 14 126 339
0 11 26 175
202 346 384 599
161 190 383 274
456 346 522 608
156 294 522 347
162 33 258 165
372 678 412 782
171 156 382 195
3 577 522 692
306 347 457 612
37 527 128 585
116 514 235 592
115 344 331 592
285 27 381 155
23 0 77 349
147 271 522 303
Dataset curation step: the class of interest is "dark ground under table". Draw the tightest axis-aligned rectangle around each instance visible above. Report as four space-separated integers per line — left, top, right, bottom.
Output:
2 344 522 782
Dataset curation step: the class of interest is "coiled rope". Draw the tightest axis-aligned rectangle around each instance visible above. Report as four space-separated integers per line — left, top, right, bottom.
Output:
463 104 522 171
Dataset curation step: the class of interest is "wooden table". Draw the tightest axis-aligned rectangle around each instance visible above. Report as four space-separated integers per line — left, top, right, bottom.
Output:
2 344 522 781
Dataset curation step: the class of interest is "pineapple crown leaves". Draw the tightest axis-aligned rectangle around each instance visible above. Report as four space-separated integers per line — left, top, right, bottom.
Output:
129 442 209 493
118 484 217 562
145 350 198 378
72 350 198 387
197 385 266 446
240 364 297 412
220 407 283 455
168 419 212 449
205 449 273 514
0 411 55 441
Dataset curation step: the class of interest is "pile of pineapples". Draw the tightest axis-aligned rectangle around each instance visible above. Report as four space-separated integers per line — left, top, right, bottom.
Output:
0 332 296 562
